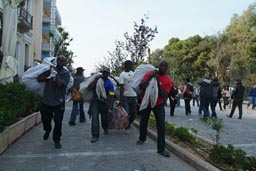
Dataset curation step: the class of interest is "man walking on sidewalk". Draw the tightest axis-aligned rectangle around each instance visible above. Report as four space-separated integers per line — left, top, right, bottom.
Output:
37 56 70 149
227 78 245 119
136 60 173 157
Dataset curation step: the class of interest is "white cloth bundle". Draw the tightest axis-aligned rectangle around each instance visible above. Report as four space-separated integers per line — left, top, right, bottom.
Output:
139 77 158 111
79 73 102 102
131 64 156 94
96 78 107 99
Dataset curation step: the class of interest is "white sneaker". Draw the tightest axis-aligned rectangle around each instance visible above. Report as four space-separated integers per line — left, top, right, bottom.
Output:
124 129 130 134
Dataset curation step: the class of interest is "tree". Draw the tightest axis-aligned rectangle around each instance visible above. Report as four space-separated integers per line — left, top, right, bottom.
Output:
124 16 158 65
49 26 75 71
96 40 128 76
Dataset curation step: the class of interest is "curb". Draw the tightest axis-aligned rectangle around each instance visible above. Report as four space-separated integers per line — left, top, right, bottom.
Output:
134 120 220 171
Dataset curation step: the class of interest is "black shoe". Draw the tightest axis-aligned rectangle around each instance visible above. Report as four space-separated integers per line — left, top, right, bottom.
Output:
43 132 50 140
91 136 98 143
136 140 144 145
104 129 109 135
54 142 62 149
158 150 170 157
80 119 86 123
226 115 232 118
238 117 242 119
69 121 76 126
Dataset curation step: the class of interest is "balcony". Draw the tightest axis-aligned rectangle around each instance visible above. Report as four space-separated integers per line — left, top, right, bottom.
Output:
17 6 33 33
41 42 50 52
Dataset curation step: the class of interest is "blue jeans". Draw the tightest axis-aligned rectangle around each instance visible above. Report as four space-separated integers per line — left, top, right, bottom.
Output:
210 98 218 117
201 97 210 117
69 101 85 122
248 96 256 109
123 96 137 129
139 103 166 152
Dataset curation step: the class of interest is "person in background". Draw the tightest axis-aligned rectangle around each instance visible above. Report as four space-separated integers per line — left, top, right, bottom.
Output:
222 86 231 110
136 60 173 157
183 78 194 115
169 82 178 116
192 85 200 107
37 56 70 149
198 78 212 118
247 83 256 110
210 77 222 117
119 60 137 134
227 78 245 119
176 87 182 107
69 67 86 126
87 67 115 143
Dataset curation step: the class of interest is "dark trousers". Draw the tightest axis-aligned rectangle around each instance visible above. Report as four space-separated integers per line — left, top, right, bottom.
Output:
40 103 65 143
139 103 166 152
89 100 108 137
210 98 218 117
184 98 191 115
201 97 210 117
170 99 177 116
229 99 243 118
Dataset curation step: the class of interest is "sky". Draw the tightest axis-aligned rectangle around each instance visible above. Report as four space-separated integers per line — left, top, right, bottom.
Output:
57 0 256 76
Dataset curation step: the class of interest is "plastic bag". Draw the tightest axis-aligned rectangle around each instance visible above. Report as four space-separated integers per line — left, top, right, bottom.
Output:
111 106 129 129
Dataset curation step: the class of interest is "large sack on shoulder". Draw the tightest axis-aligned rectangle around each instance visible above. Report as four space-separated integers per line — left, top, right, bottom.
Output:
79 73 102 102
131 64 156 94
21 57 57 96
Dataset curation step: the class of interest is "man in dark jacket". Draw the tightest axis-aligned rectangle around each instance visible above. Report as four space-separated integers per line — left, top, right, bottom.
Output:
210 78 222 117
199 78 212 117
227 79 245 119
38 56 70 149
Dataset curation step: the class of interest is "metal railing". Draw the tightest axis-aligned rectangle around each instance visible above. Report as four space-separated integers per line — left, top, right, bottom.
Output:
17 6 33 31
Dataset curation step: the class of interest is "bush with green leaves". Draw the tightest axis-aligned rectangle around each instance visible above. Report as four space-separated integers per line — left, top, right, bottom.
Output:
0 83 41 132
165 121 176 136
174 126 195 144
200 117 224 144
210 144 256 171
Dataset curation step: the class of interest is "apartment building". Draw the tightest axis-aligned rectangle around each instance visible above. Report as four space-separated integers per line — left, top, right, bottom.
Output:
42 0 61 59
0 0 62 81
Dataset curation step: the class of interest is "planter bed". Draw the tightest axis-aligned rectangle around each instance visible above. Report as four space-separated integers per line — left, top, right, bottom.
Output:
0 112 41 154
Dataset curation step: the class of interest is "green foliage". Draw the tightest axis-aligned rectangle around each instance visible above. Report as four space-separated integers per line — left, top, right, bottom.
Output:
0 83 41 132
165 121 176 136
200 117 224 144
159 3 256 88
210 144 256 171
49 25 74 71
174 126 195 144
99 15 158 73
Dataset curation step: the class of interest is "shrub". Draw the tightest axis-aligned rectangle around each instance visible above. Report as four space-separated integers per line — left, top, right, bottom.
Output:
165 121 176 136
174 126 195 144
0 83 41 132
210 144 256 171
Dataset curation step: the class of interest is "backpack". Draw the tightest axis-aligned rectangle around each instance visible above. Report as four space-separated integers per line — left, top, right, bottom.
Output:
183 84 194 98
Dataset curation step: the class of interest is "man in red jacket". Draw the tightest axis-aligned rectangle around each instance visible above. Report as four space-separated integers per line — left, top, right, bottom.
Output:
136 60 173 157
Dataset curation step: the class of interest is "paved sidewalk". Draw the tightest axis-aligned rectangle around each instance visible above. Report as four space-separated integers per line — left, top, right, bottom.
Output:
0 101 197 171
165 100 256 157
